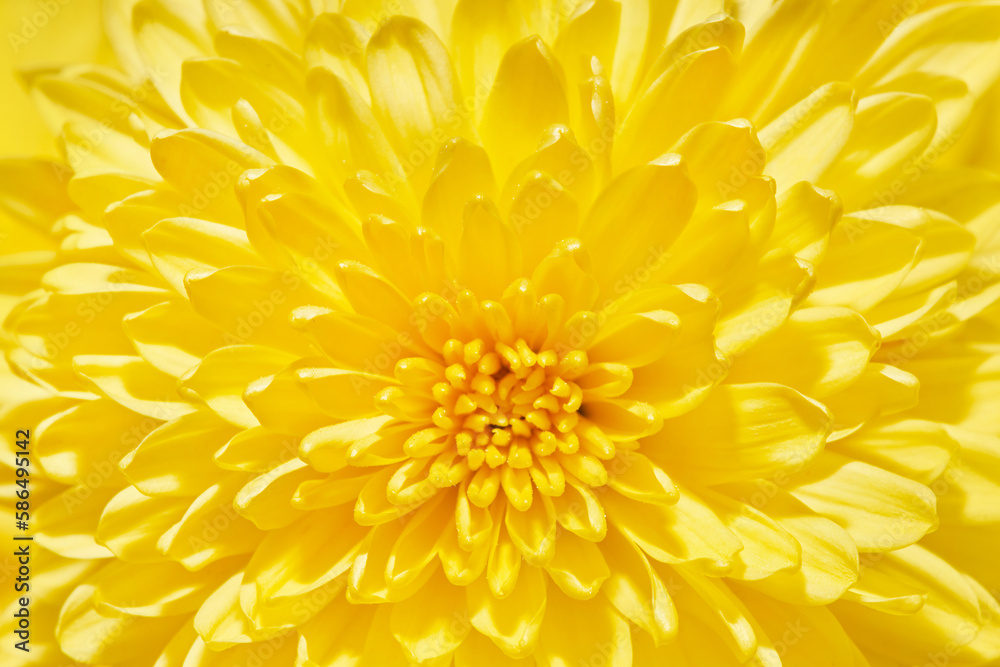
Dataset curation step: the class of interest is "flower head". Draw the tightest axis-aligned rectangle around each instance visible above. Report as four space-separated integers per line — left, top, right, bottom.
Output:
4 1 1000 666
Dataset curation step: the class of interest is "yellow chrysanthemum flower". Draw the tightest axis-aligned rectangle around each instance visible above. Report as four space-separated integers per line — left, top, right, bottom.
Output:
4 0 1000 665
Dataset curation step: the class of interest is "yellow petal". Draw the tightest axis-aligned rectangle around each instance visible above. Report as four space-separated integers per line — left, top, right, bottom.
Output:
36 399 138 486
536 590 632 667
239 172 371 296
600 526 678 644
439 521 490 586
306 67 408 193
56 584 185 664
856 206 976 299
842 557 927 615
241 506 365 628
305 13 370 102
505 495 556 566
697 485 801 582
789 452 938 551
630 613 741 665
823 363 919 439
451 0 527 120
234 459 319 530
552 0 620 97
367 16 470 191
422 137 498 252
766 181 840 266
120 410 238 496
667 566 761 663
830 418 958 485
142 218 260 294
654 202 750 289
296 595 376 667
760 82 856 190
156 478 264 570
359 605 431 666
149 128 271 227
132 0 211 116
354 464 418 526
291 305 413 374
95 485 188 562
543 531 609 600
587 310 679 368
124 300 230 377
818 92 937 211
152 618 200 667
857 2 1000 98
866 280 958 342
622 285 722 418
528 238 595 316
467 564 546 659
832 544 1000 665
203 0 305 51
349 520 406 602
177 345 296 428
891 338 1000 434
184 265 333 353
13 265 168 363
606 450 678 506
480 36 569 180
242 361 339 435
737 488 859 605
722 0 825 123
736 585 868 667
364 216 445 298
807 214 922 312
390 569 469 661
29 73 158 179
335 260 416 334
551 478 606 541
617 47 737 170
194 572 280 648
455 628 534 666
92 557 237 617
714 253 811 356
214 427 297 473
579 155 696 294
725 307 879 398
0 158 75 232
669 119 764 209
604 488 742 576
933 426 1000 527
103 188 187 269
458 198 521 300
182 632 298 667
500 126 597 215
36 485 118 559
488 503 522 598
293 468 374 510
300 415 399 472
386 488 454 587
75 354 194 420
650 383 831 485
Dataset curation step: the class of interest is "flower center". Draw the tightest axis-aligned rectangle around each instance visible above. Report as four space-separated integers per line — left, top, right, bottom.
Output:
429 337 588 471
378 324 618 510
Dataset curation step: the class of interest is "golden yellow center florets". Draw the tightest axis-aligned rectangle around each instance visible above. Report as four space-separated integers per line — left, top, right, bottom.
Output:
428 337 588 472
379 322 618 510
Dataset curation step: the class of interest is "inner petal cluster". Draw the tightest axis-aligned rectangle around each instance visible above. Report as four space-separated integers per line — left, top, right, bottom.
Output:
372 297 624 512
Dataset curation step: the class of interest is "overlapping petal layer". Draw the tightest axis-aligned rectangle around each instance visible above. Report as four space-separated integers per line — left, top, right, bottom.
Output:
3 1 1000 666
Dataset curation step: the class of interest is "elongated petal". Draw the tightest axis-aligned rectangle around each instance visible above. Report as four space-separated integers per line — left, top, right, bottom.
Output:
467 565 546 659
649 383 831 485
537 590 632 667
